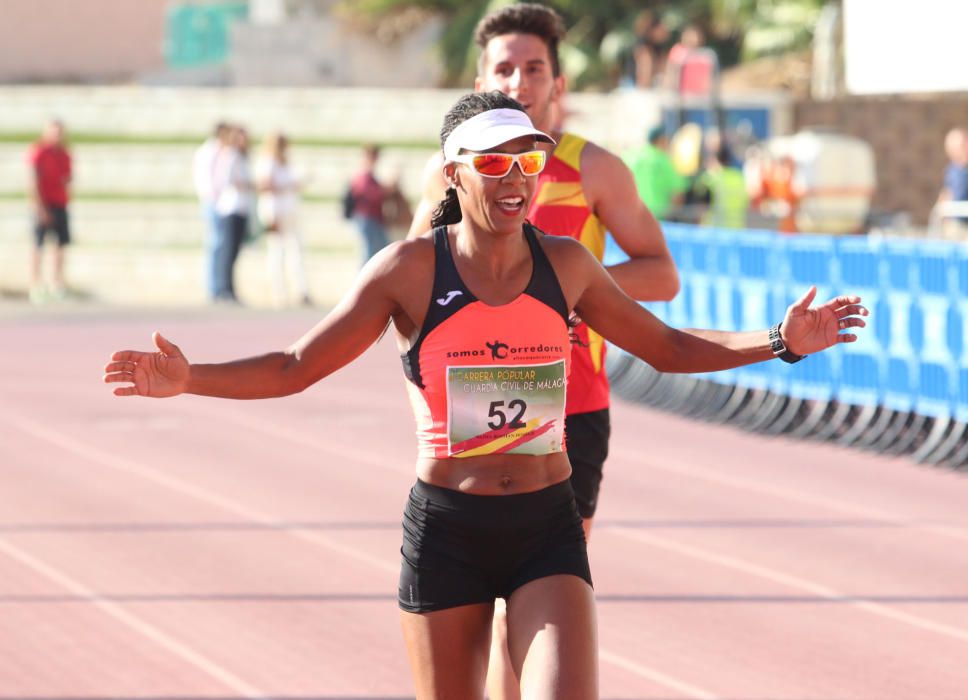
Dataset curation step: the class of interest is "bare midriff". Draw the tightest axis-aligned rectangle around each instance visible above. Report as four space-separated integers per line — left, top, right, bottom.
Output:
416 451 572 495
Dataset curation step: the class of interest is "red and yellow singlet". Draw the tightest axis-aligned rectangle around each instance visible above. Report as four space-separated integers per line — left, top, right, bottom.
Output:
403 226 571 459
527 132 609 415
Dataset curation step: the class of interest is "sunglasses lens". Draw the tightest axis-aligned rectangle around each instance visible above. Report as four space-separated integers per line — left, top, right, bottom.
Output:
519 151 546 175
472 153 514 177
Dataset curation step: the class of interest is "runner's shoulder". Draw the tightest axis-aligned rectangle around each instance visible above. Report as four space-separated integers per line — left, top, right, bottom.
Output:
573 136 633 202
576 137 626 174
532 226 597 266
531 230 600 296
386 234 435 268
419 150 447 200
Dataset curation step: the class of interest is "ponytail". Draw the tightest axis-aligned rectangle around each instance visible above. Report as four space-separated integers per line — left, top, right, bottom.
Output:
430 187 461 229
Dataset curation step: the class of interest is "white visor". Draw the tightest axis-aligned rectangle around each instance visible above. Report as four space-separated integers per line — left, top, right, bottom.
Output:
443 108 555 161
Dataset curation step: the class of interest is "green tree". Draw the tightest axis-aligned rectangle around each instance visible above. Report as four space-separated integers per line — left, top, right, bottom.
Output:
340 0 831 88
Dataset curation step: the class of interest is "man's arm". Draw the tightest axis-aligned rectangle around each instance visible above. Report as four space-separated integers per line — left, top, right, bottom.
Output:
583 144 679 301
406 151 447 240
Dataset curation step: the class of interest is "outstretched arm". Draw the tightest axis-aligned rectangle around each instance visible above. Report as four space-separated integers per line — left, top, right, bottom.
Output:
557 239 866 373
584 146 680 301
104 245 405 400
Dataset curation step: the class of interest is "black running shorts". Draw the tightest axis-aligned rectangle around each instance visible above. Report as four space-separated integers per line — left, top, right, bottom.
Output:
34 205 70 247
398 479 592 613
565 408 610 519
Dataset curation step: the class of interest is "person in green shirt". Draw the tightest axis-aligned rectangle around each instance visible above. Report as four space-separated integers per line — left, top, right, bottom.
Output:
622 125 688 220
698 144 749 229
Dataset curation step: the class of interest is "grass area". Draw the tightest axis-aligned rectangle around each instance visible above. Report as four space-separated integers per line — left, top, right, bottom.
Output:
68 240 355 254
0 234 354 255
0 132 437 150
0 191 338 204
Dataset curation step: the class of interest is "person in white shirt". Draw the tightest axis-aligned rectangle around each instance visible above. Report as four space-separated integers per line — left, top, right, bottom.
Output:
212 126 252 303
193 122 233 301
256 133 312 307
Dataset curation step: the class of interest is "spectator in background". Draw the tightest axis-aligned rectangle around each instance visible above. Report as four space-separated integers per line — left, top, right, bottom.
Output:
349 144 391 266
256 132 312 307
622 124 687 220
27 119 72 303
697 144 749 229
936 127 968 239
765 155 802 234
193 122 233 301
213 126 252 304
665 23 715 95
631 10 670 88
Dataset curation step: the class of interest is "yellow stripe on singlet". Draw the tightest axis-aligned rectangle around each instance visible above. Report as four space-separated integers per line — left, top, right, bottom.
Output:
587 327 605 373
554 133 585 171
533 181 587 208
578 213 606 261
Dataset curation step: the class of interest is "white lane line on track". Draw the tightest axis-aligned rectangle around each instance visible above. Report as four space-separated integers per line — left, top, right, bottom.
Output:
0 535 272 700
206 409 728 696
213 404 413 477
8 411 723 699
598 649 719 699
7 413 399 576
608 526 968 644
610 445 968 544
186 408 730 696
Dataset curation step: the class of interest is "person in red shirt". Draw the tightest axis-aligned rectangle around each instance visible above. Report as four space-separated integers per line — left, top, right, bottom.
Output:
664 23 716 96
349 144 393 267
27 119 72 302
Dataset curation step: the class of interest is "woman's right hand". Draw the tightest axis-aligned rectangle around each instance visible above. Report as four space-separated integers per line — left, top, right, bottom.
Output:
103 332 190 398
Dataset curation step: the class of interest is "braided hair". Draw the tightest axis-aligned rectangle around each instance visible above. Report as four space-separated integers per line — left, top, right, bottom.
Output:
430 91 528 229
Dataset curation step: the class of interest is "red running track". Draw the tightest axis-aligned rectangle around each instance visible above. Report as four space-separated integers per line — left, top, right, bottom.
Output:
1 308 967 699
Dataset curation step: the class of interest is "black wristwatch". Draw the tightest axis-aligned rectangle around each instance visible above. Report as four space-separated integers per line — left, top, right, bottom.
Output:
769 323 805 364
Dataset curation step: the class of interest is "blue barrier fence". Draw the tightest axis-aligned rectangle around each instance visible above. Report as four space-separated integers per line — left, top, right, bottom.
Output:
603 224 968 466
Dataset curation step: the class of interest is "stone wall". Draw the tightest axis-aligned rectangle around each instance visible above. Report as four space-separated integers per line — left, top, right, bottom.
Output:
795 95 968 225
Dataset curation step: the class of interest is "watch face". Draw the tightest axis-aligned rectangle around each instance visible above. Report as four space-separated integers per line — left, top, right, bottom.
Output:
769 324 785 355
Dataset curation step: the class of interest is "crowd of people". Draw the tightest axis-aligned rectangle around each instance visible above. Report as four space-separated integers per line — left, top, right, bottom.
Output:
192 122 313 307
22 9 966 304
622 12 713 94
190 126 416 306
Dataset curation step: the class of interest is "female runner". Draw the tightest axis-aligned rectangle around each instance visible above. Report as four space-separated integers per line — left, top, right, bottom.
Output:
103 91 867 699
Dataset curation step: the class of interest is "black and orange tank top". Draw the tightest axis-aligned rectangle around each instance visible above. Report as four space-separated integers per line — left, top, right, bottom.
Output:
402 225 571 459
528 132 610 415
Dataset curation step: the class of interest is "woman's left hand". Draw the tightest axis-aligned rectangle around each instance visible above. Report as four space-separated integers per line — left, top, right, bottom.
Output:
781 286 868 356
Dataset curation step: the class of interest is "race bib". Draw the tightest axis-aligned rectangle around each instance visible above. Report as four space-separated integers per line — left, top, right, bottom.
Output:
446 360 566 458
